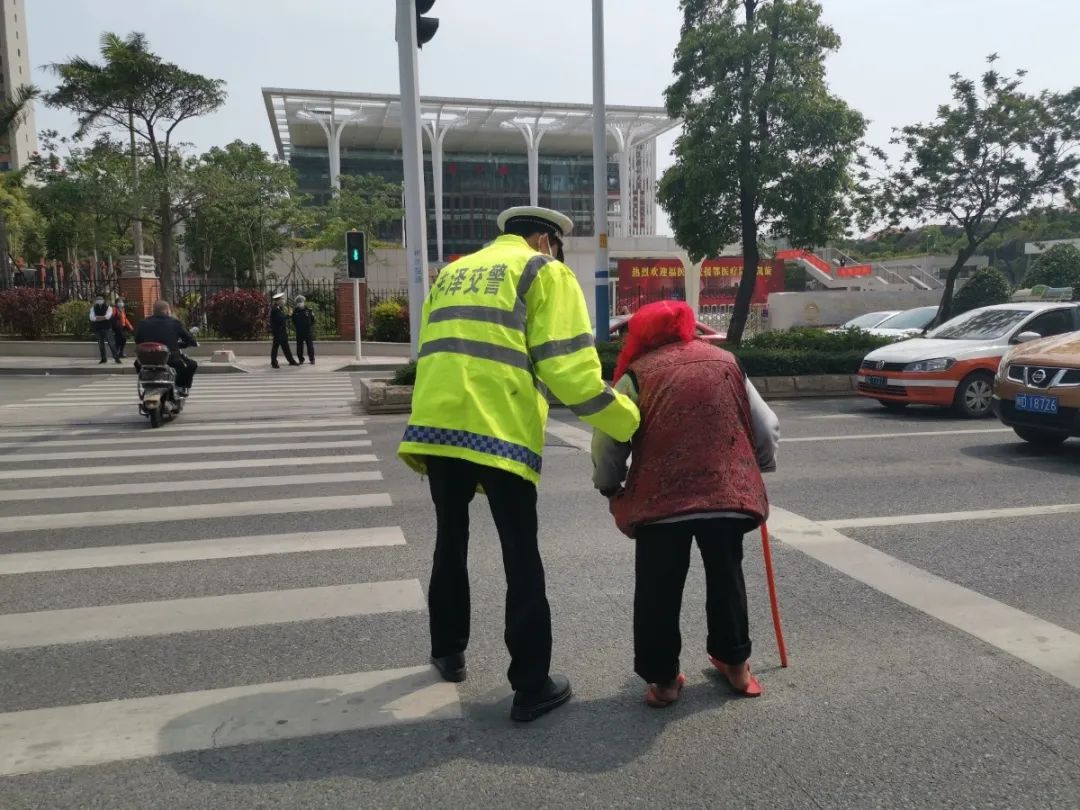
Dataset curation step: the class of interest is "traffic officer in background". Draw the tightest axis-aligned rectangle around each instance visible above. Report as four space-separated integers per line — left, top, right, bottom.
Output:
269 292 299 368
399 206 640 722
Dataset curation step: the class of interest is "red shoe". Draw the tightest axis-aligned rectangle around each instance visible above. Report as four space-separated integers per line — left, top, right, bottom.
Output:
708 656 762 697
644 672 686 708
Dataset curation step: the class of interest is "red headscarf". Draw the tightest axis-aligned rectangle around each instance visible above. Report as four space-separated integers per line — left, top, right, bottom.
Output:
613 300 697 382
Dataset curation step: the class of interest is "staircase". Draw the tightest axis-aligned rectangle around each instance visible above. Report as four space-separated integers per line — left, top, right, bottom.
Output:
775 248 945 291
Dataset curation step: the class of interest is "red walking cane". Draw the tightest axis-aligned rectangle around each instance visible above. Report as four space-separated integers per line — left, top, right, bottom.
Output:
760 524 789 668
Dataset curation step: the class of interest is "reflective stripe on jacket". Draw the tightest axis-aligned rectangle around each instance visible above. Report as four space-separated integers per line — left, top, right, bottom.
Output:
398 233 640 484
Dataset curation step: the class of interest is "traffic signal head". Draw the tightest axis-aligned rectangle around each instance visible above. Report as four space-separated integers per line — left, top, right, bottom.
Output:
416 0 439 48
346 231 367 279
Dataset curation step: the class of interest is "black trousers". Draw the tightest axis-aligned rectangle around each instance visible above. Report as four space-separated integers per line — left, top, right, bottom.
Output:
113 328 128 357
426 456 551 692
271 332 295 365
168 354 198 389
94 326 118 361
296 332 315 363
633 517 755 684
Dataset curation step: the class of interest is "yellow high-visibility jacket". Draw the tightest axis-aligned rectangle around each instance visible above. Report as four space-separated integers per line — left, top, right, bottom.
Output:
398 233 640 484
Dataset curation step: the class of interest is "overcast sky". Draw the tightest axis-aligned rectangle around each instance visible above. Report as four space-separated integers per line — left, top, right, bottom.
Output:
27 0 1080 235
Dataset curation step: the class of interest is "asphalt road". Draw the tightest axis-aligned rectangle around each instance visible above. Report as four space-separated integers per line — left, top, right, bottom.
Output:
1 376 1077 809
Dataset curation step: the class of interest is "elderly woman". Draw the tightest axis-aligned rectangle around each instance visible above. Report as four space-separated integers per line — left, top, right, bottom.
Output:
592 301 779 708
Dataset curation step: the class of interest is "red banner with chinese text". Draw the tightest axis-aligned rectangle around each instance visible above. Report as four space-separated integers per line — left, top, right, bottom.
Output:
616 257 783 310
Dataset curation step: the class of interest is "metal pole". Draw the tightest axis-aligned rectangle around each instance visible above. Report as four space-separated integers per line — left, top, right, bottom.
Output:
128 110 144 257
396 0 431 360
352 279 363 360
592 0 610 343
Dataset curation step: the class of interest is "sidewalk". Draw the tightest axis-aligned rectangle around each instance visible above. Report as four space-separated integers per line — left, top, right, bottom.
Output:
0 356 408 376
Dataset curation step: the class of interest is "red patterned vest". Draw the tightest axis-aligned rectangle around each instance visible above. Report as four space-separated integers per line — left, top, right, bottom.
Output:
610 339 769 538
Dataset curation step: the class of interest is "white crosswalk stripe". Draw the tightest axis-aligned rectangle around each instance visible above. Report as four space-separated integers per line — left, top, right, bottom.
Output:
3 438 372 462
0 411 454 777
0 453 378 481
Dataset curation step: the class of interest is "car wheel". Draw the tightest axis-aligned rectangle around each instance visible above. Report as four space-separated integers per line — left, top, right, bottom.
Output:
877 400 908 411
952 372 995 418
1013 427 1069 448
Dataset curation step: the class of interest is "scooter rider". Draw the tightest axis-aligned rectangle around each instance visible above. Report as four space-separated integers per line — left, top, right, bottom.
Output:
134 300 199 394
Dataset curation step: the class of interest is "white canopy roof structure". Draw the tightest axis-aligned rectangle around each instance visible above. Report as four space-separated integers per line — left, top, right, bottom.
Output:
262 88 678 160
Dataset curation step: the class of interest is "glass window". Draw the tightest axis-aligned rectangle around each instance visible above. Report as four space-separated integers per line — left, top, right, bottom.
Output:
874 307 938 330
1023 308 1076 339
842 311 896 329
929 308 1033 340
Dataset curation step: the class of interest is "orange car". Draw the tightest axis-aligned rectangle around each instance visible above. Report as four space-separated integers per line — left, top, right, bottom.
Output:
993 330 1080 446
858 302 1080 417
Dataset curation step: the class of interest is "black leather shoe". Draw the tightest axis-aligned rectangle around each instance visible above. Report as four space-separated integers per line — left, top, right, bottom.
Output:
431 653 466 683
510 674 572 722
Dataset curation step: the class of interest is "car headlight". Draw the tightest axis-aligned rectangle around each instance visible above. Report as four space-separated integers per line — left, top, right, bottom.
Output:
904 357 955 373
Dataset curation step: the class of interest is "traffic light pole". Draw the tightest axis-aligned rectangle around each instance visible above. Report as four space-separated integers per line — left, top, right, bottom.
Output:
396 0 431 361
352 279 363 360
592 0 610 344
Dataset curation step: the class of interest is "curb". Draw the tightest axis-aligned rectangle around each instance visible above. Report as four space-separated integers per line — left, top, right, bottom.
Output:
358 373 862 414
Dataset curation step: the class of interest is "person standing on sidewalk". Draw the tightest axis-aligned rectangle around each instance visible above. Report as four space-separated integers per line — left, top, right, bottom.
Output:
111 298 134 359
591 300 780 708
269 292 298 369
291 295 316 365
399 206 641 722
89 295 121 365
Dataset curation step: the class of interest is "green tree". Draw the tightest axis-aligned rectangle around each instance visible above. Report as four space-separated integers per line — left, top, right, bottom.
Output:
658 0 865 344
862 56 1080 323
46 32 226 301
181 141 301 284
951 266 1012 315
1023 243 1080 297
311 174 403 273
0 84 41 285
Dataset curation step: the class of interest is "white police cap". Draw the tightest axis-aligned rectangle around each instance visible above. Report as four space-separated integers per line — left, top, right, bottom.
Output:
497 206 574 238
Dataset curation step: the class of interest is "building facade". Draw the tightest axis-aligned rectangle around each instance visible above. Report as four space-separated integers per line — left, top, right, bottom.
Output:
0 0 36 171
263 89 677 262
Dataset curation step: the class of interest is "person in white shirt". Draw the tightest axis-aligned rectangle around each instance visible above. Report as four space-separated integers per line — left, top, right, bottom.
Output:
89 296 121 365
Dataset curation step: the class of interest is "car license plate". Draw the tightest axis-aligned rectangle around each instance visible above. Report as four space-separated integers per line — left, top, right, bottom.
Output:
1015 394 1059 414
865 375 888 387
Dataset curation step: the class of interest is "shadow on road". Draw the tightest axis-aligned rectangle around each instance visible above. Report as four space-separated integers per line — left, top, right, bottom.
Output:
959 439 1080 474
161 667 750 785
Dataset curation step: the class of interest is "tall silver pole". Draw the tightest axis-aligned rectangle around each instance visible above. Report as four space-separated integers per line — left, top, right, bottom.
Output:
128 110 143 256
592 0 610 343
396 0 431 360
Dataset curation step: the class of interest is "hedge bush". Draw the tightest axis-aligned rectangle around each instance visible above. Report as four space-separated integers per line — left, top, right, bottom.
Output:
51 300 95 340
205 289 268 340
1022 243 1080 298
369 299 410 343
390 329 878 390
952 266 1012 314
0 288 59 339
742 327 894 352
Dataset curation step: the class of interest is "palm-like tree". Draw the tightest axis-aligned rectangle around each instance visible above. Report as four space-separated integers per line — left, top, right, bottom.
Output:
0 84 39 286
0 83 39 136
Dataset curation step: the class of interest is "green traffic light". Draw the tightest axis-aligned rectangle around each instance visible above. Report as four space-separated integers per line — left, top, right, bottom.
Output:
351 249 360 261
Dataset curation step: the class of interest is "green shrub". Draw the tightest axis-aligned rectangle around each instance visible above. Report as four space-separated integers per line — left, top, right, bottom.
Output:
52 300 95 339
743 327 893 352
205 289 268 340
953 267 1012 314
1023 244 1080 298
0 288 59 339
370 299 410 342
596 338 870 380
393 362 418 385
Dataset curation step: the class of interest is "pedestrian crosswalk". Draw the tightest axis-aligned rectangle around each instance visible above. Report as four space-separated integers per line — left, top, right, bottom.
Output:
0 412 459 779
1 370 360 416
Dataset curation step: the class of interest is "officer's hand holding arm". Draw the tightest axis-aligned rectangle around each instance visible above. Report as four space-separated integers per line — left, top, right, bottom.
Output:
526 259 639 442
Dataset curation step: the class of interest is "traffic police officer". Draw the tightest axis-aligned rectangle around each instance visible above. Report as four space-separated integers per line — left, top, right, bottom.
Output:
399 206 640 721
269 292 298 368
